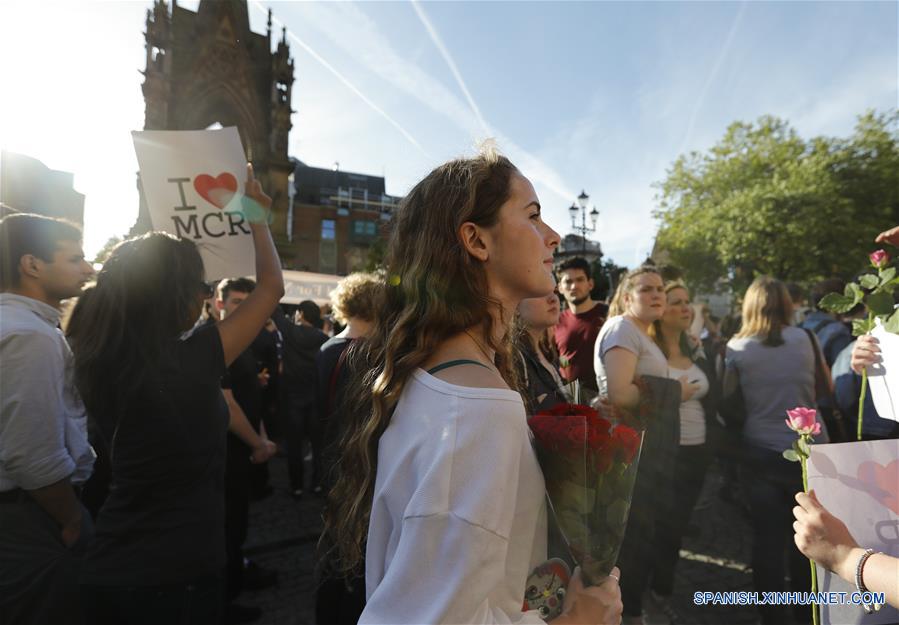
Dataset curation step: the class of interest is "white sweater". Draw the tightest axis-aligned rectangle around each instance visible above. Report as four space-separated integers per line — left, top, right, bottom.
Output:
361 369 548 625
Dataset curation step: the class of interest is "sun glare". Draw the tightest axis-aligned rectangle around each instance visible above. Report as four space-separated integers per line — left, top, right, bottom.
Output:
0 1 146 257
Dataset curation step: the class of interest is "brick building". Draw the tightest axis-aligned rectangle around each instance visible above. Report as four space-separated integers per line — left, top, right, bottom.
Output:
283 160 399 274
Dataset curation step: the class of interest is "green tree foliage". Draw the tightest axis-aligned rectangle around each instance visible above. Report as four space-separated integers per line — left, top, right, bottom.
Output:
653 110 899 293
93 235 123 264
362 235 387 272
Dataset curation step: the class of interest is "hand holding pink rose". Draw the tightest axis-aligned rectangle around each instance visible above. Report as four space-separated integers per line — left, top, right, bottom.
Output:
875 225 899 247
783 406 823 625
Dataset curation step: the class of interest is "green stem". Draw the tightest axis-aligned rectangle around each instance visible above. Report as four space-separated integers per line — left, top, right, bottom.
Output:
857 312 874 441
858 369 867 442
800 449 819 625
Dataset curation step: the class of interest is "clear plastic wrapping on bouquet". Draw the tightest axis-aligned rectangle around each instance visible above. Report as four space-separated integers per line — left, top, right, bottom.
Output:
528 403 644 586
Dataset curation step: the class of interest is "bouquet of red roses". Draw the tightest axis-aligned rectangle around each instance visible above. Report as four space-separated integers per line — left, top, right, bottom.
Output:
528 402 644 586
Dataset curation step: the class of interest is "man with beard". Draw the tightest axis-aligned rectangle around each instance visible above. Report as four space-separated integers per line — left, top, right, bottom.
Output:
554 257 608 395
216 277 278 624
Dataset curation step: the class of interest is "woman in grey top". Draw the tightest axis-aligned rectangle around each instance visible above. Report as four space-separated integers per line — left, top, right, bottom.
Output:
724 276 828 625
593 266 679 625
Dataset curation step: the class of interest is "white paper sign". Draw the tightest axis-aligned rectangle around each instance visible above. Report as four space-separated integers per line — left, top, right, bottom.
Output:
132 127 254 281
867 323 899 423
807 439 899 625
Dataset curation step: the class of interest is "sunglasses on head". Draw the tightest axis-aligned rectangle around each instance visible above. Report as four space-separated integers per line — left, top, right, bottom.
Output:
198 282 215 299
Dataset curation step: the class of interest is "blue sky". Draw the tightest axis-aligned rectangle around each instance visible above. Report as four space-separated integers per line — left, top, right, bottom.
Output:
0 0 896 266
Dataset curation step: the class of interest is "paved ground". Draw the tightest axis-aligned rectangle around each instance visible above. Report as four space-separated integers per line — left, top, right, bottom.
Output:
239 456 806 625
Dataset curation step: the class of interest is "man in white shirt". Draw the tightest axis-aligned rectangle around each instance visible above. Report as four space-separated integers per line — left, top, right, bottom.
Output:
0 213 96 624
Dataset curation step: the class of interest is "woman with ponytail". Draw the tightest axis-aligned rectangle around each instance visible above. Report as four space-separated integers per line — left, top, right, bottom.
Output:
324 147 622 625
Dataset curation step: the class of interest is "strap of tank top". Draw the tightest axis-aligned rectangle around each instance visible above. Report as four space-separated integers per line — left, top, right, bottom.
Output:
426 359 492 375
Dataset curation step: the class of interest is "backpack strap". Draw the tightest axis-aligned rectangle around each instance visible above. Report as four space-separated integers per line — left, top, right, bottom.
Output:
811 317 836 334
426 359 491 376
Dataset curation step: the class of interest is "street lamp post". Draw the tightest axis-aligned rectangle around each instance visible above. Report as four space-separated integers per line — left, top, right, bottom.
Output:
568 189 599 254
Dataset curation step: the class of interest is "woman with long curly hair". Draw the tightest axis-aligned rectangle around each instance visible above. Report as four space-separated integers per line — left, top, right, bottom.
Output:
324 147 622 625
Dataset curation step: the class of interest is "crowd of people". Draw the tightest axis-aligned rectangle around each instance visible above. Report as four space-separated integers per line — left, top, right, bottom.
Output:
1 150 897 625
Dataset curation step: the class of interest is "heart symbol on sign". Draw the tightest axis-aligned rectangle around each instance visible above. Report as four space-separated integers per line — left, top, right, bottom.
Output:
857 459 899 515
193 173 238 209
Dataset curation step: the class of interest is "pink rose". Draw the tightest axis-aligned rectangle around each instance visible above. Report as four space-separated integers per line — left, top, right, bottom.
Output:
785 407 821 436
870 249 890 269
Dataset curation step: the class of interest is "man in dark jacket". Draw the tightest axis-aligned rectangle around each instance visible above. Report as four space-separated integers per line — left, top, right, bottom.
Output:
272 300 328 498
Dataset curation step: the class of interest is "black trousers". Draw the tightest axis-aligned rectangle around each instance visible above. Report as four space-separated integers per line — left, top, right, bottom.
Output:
617 404 678 618
225 433 251 602
82 575 223 625
286 394 322 491
314 575 366 625
0 499 93 625
650 443 711 596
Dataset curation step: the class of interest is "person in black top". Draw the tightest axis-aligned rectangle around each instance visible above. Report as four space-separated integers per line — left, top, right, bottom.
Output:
252 319 282 440
273 300 328 498
314 272 381 625
216 277 279 623
68 165 284 625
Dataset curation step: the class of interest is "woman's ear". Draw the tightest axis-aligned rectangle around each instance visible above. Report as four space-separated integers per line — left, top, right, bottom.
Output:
459 221 489 262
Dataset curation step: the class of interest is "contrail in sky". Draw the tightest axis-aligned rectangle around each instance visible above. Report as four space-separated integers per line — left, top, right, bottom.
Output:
407 1 576 203
249 0 430 158
679 0 748 156
410 0 491 139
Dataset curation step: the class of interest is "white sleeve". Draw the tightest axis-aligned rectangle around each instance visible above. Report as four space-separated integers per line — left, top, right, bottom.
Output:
362 397 546 625
594 318 641 393
599 318 642 359
360 512 545 625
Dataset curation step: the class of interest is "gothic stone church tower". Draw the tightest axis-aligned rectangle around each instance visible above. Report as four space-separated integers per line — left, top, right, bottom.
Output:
133 0 295 255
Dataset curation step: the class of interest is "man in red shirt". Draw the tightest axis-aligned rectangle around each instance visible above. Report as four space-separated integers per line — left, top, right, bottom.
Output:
554 257 608 393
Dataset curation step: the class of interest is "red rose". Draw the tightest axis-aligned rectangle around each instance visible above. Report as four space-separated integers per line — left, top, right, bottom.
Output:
564 422 588 451
528 415 564 450
536 403 597 418
586 421 612 449
610 425 641 464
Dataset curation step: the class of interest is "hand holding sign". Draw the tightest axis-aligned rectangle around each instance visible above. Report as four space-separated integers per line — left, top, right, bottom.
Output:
793 490 860 580
866 323 899 423
241 163 273 224
806 439 899 622
132 127 257 280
